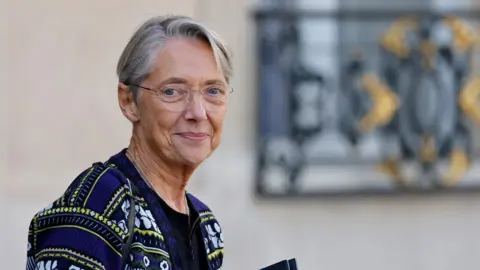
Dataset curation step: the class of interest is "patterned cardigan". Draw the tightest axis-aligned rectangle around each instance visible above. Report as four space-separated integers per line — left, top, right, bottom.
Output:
26 149 224 270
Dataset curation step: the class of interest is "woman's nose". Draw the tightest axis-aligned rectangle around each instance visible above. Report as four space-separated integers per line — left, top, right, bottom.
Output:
184 92 207 121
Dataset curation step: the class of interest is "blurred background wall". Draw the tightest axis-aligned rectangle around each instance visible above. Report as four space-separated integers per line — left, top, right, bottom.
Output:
3 0 480 269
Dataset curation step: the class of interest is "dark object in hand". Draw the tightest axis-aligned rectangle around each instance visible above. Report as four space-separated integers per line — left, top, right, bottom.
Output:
260 258 297 270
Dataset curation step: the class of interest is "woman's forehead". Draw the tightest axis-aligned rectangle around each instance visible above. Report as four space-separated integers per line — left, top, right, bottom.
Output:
149 38 225 84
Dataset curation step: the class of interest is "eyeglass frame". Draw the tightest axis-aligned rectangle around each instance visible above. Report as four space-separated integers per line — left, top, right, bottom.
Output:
123 81 234 111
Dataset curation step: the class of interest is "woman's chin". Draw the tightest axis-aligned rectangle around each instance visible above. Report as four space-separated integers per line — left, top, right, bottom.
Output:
178 151 211 167
172 141 213 166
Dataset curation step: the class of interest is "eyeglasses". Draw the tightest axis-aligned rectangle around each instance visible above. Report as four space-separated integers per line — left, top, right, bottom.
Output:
126 83 233 112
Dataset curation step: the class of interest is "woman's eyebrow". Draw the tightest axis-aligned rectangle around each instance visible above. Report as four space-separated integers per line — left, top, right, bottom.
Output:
203 79 226 86
155 77 189 88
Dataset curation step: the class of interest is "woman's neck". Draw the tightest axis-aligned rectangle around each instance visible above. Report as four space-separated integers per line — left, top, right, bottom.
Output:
127 137 191 214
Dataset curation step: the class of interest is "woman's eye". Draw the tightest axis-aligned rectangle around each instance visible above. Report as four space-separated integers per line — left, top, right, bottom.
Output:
163 88 176 96
207 88 222 95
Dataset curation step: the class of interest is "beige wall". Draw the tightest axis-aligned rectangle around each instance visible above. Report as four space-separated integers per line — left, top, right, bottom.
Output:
3 1 480 269
1 0 7 262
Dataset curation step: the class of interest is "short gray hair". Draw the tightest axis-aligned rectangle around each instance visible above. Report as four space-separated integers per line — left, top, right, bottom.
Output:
116 15 233 96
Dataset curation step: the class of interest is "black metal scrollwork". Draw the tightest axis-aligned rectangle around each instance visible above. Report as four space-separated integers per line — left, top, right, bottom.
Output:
255 9 480 197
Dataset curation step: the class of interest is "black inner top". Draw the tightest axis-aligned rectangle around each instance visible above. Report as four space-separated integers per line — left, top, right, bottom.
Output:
156 195 208 270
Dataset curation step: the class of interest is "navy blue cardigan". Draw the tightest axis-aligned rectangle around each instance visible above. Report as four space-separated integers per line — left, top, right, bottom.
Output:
26 149 224 270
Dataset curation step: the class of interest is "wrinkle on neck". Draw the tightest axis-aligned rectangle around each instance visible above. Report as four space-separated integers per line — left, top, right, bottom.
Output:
127 133 192 213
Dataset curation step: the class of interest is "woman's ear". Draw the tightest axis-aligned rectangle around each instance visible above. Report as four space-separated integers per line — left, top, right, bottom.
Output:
118 83 140 122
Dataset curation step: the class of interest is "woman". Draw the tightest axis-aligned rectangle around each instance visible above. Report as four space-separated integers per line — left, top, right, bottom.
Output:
26 15 232 270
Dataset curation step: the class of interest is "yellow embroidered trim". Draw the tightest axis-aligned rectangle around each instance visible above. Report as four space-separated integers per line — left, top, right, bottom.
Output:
35 248 105 270
70 167 96 204
103 187 127 217
133 228 165 241
130 242 170 258
201 216 215 223
38 207 126 239
36 225 122 257
207 248 224 260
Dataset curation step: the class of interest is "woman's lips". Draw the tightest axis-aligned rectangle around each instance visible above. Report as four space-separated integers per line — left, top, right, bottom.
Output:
176 132 209 141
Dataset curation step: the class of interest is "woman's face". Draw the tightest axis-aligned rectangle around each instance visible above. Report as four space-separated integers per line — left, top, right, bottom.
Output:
123 37 229 167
